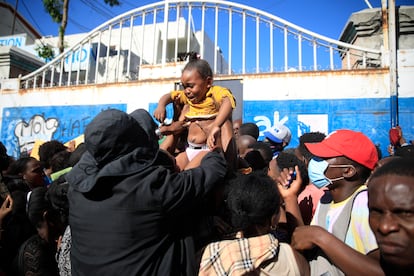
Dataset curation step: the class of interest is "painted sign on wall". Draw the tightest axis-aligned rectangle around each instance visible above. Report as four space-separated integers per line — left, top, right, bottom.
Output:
1 97 412 160
148 96 414 159
242 98 397 157
1 104 126 158
0 34 27 47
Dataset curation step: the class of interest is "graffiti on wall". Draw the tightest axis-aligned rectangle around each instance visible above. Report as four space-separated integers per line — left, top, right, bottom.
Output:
243 99 394 157
251 111 328 146
297 114 328 137
14 115 59 155
1 104 126 158
148 100 329 149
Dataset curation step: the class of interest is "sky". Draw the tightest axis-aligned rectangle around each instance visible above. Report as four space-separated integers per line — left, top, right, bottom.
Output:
4 0 414 41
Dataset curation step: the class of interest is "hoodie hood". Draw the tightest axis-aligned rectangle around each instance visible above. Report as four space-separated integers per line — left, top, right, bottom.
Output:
85 109 147 168
67 109 160 193
129 108 159 152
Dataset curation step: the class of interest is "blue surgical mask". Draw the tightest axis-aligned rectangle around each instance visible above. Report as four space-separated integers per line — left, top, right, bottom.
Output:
308 158 348 189
308 158 332 188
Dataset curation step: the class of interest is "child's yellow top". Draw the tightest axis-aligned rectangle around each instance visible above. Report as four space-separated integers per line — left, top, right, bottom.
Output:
170 86 236 119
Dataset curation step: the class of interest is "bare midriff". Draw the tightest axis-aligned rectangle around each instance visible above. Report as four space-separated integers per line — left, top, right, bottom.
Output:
187 119 212 144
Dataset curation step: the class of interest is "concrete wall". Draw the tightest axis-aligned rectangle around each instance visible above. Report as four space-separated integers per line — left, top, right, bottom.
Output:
1 66 413 159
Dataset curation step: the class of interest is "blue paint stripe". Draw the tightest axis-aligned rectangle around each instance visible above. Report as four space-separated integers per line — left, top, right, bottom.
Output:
243 97 414 158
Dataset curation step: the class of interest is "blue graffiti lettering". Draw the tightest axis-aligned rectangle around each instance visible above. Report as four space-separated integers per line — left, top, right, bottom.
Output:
59 116 92 141
298 121 311 135
59 116 92 138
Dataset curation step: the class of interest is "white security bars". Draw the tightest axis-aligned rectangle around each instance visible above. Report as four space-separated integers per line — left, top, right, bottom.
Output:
21 0 382 89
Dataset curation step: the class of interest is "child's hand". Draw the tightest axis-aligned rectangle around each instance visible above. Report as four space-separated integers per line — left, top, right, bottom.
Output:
207 126 221 148
153 106 166 123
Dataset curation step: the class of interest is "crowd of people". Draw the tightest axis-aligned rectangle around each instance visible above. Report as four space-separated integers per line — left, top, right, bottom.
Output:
0 57 413 276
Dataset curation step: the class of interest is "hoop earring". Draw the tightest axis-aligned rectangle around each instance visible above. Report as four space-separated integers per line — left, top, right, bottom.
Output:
270 225 277 231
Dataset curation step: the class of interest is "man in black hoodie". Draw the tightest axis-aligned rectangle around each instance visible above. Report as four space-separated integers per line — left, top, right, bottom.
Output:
66 109 227 276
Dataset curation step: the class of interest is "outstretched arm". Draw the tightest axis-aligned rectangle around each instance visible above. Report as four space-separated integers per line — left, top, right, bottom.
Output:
291 225 383 276
153 93 174 123
207 97 233 148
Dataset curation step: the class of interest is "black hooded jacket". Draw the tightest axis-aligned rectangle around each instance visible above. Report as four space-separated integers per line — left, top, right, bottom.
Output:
66 109 227 276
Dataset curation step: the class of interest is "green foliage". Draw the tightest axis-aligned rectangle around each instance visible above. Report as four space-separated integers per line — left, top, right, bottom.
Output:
42 0 120 54
104 0 120 7
35 44 55 61
42 0 63 23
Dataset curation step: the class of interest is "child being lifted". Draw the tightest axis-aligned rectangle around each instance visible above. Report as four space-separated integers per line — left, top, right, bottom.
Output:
153 57 236 171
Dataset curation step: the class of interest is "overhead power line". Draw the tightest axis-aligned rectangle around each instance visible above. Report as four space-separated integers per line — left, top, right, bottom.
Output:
93 0 117 17
68 18 90 32
121 0 137 9
20 0 46 34
79 0 114 20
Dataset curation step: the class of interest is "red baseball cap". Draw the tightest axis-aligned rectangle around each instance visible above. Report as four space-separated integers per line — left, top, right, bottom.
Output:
305 129 378 170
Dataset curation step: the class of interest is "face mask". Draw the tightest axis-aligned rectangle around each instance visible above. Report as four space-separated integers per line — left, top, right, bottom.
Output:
308 158 352 188
308 158 331 188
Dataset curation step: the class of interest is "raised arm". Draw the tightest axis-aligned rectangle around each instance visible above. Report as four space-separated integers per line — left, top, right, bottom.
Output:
207 96 233 148
291 225 383 276
153 93 174 123
277 165 305 227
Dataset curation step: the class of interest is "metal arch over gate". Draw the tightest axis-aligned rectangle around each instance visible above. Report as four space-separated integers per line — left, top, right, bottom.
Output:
20 0 382 89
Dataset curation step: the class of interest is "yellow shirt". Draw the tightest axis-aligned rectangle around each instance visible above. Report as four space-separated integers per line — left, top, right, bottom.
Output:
170 86 236 119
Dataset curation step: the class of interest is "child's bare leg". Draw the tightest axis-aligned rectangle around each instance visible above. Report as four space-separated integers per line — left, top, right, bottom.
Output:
175 151 190 171
159 135 177 155
184 151 209 170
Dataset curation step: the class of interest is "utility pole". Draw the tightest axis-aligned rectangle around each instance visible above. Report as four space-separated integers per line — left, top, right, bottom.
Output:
382 0 398 127
389 0 398 127
11 0 19 35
